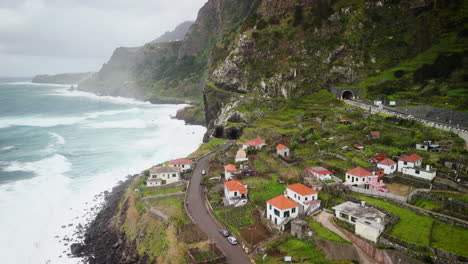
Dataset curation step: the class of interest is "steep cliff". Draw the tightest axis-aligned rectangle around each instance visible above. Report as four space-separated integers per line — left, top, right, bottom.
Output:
203 0 467 140
78 0 260 103
151 21 194 43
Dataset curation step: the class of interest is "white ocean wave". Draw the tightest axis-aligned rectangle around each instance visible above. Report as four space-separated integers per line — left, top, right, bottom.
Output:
48 132 66 145
50 88 152 106
1 146 14 151
2 154 72 177
0 116 85 129
85 108 141 119
85 119 148 129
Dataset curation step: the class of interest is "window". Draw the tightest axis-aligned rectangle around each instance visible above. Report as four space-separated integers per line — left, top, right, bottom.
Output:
305 197 308 201
351 216 357 223
284 210 290 218
274 209 280 217
347 175 350 179
172 173 176 177
234 191 237 196
415 170 420 174
292 208 296 213
182 165 185 168
269 204 272 210
294 194 297 198
404 162 407 165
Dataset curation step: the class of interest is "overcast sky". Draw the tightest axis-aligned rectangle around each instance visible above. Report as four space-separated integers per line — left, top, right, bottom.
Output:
0 0 207 77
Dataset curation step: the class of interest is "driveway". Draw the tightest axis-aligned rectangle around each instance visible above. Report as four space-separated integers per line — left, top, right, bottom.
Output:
186 141 251 264
314 211 378 264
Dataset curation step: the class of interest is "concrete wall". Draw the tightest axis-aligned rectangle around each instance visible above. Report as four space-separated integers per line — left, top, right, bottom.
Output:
348 186 429 202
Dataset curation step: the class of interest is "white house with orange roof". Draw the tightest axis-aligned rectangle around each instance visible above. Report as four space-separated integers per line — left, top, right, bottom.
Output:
168 158 193 172
224 164 237 180
344 166 373 186
397 154 423 172
377 158 397 175
305 166 333 181
224 180 248 207
276 144 290 157
242 138 266 150
266 195 299 230
285 183 320 215
235 148 248 163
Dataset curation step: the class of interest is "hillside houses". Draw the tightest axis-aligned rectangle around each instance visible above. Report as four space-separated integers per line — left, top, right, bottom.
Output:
224 164 237 180
169 158 192 172
333 201 386 243
305 167 333 181
242 138 266 150
377 158 397 174
224 180 248 207
398 154 436 180
285 183 320 215
266 195 299 231
276 144 290 158
147 166 181 186
345 166 388 192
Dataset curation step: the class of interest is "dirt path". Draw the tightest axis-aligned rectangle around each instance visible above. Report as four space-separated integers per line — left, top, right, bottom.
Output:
314 211 378 264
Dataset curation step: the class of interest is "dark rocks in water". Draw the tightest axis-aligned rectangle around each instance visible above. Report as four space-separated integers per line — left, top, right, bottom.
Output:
70 243 85 256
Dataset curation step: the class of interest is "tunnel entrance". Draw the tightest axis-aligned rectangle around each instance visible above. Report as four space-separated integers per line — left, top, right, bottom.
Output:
341 90 354 100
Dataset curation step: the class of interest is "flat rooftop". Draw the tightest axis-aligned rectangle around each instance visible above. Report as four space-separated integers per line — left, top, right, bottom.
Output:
333 201 386 228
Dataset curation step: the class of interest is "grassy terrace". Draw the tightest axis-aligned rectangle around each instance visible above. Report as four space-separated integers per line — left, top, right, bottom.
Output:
353 194 468 257
187 138 228 159
140 185 185 197
213 206 254 234
257 236 353 264
309 221 349 244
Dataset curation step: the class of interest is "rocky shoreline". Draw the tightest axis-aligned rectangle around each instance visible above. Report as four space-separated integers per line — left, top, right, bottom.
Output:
70 174 146 264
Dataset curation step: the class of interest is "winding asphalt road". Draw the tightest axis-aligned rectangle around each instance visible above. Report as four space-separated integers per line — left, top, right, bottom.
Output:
186 141 251 264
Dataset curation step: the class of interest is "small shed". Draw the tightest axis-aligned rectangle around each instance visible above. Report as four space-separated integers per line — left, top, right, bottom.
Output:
291 219 308 239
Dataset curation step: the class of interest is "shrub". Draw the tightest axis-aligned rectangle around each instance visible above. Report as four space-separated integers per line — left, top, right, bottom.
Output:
256 18 268 30
293 5 304 26
394 70 405 78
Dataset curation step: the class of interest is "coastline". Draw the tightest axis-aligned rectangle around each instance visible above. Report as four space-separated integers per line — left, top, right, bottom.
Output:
71 174 142 264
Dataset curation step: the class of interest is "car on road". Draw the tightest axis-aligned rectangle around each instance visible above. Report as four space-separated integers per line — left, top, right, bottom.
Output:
227 236 238 245
202 169 206 175
219 229 229 237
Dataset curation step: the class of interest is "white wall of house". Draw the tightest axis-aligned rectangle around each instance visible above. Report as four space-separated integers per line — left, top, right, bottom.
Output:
416 144 429 151
169 163 191 172
355 221 384 243
150 172 180 184
397 159 422 172
401 167 436 181
242 142 266 150
235 157 248 162
344 174 367 185
285 189 319 214
224 187 248 206
266 203 298 230
277 148 290 157
225 170 235 180
309 171 332 180
376 163 397 175
147 179 162 187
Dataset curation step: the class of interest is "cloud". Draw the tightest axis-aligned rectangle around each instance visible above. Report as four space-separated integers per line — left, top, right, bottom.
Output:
0 0 207 76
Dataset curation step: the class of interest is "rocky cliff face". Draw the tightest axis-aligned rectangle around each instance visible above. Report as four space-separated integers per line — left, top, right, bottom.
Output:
78 0 260 102
32 72 94 84
151 21 193 43
203 0 467 140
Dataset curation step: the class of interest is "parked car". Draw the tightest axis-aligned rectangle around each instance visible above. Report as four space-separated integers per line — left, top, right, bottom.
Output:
202 169 206 175
227 236 238 245
219 229 229 237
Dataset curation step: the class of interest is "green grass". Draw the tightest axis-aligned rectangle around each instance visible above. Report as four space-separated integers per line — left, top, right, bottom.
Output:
257 236 351 264
213 206 254 234
246 178 285 205
141 185 185 197
430 192 468 202
149 196 188 226
187 138 229 159
353 194 468 257
309 221 349 244
193 249 219 261
410 197 442 211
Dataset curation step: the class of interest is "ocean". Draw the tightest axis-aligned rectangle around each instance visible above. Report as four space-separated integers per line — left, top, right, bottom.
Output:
0 81 206 263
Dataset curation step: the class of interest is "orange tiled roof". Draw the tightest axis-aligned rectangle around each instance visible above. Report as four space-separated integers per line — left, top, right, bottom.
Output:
224 164 237 171
287 183 318 196
267 195 298 210
169 158 192 165
243 138 265 146
224 180 247 194
400 153 422 163
276 144 288 150
378 158 396 166
346 166 372 177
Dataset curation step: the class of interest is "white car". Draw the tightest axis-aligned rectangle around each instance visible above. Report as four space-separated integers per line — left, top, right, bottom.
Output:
227 236 237 245
202 169 206 175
